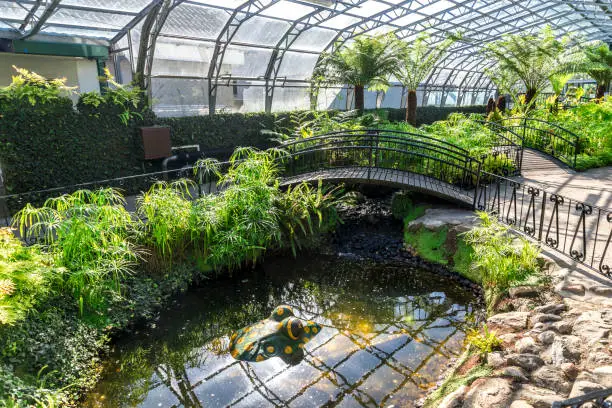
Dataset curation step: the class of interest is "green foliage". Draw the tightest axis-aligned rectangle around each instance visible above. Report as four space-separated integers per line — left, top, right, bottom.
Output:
0 66 75 106
313 34 404 110
13 189 137 316
579 42 612 92
465 324 502 355
405 227 449 265
528 98 612 169
483 26 579 107
423 363 492 408
0 229 57 325
391 191 427 222
79 68 143 126
395 33 459 91
463 212 540 310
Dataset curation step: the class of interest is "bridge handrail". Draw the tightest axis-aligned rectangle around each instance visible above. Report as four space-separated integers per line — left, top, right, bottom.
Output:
501 118 580 147
284 134 477 164
282 129 471 155
286 144 482 177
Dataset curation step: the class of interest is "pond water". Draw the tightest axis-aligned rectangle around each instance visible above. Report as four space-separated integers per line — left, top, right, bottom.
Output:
85 255 480 408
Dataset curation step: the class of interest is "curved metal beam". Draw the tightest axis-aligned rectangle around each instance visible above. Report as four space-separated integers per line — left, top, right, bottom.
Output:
207 0 282 115
263 0 370 112
20 0 61 39
111 0 166 44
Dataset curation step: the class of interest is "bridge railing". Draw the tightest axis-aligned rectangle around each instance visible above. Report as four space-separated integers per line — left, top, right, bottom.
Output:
472 120 524 175
500 117 580 168
476 171 611 275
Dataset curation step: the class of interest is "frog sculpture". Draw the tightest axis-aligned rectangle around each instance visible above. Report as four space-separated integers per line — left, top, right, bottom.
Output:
229 305 321 364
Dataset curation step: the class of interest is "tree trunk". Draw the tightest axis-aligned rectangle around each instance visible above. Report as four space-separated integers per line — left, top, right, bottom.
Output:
596 83 606 100
405 90 417 126
496 95 506 113
354 84 364 113
524 88 537 108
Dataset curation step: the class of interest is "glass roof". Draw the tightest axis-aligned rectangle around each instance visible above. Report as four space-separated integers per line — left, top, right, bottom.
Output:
1 0 610 111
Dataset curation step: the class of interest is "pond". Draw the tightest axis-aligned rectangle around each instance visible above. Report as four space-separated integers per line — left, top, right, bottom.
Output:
85 254 480 408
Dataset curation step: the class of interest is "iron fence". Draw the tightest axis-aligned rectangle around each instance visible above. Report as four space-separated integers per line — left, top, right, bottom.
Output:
500 117 580 168
475 171 611 276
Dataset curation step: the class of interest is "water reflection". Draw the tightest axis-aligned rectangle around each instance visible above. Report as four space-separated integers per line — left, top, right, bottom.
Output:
86 255 479 407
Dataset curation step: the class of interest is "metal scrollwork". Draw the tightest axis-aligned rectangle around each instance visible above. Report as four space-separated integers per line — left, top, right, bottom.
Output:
506 182 520 225
545 194 564 248
523 187 540 237
570 202 593 262
599 213 612 276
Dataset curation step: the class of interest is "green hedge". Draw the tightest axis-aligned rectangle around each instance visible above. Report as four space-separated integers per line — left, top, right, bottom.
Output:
367 105 487 125
0 102 484 195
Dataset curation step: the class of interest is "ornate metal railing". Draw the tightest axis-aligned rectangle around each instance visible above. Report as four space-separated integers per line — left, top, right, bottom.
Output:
472 119 524 174
500 117 580 168
1 129 609 277
475 171 611 276
552 388 612 407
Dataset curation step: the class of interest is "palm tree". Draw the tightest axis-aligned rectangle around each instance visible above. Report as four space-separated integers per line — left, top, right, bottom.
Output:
581 42 612 99
312 34 403 113
395 33 458 125
482 26 575 108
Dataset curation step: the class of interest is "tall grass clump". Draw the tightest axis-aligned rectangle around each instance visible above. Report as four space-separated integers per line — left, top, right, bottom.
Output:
463 212 541 310
14 188 137 316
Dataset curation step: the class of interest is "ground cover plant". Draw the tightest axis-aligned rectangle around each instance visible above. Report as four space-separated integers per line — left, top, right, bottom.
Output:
0 148 339 406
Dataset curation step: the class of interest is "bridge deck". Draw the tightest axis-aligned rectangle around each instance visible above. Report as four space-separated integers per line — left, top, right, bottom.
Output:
281 166 475 207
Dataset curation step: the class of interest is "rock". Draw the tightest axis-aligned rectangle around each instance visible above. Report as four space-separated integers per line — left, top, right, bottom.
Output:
488 312 530 332
407 208 477 233
438 384 467 408
509 401 535 408
569 380 606 398
463 377 513 408
506 354 545 372
592 365 612 388
534 303 567 315
572 311 611 346
509 286 539 298
513 384 564 408
532 313 562 324
560 363 579 380
585 351 612 369
495 366 529 382
560 284 586 296
515 337 541 354
551 335 582 365
551 320 573 334
487 351 506 369
531 366 572 395
537 331 556 345
591 286 612 297
499 333 520 345
531 322 551 333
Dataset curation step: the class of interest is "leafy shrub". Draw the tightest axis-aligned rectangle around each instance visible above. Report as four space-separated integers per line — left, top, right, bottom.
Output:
13 189 137 316
391 191 427 222
463 212 540 309
466 324 502 355
0 229 57 325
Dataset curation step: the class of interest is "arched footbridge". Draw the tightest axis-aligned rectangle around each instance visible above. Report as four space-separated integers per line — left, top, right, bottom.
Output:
278 128 611 277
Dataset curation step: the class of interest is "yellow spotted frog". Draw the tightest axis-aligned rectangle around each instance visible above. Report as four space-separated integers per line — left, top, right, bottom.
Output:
229 305 321 364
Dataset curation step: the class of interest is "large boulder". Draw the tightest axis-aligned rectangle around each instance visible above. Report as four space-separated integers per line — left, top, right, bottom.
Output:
531 365 572 395
463 377 513 408
488 312 530 332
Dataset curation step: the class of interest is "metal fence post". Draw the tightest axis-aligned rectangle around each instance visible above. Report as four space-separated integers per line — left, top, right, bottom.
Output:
472 161 482 210
538 190 547 241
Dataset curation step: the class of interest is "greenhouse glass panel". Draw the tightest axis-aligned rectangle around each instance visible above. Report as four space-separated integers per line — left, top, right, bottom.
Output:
445 91 458 106
291 27 338 52
381 86 403 108
60 0 151 13
233 17 291 46
0 1 28 21
188 0 246 9
317 87 348 110
217 83 266 113
320 14 362 30
277 52 319 80
392 13 425 26
151 78 210 118
162 4 229 39
349 1 390 17
48 9 134 30
271 87 310 112
151 41 215 77
363 25 396 36
222 46 273 78
261 1 316 20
